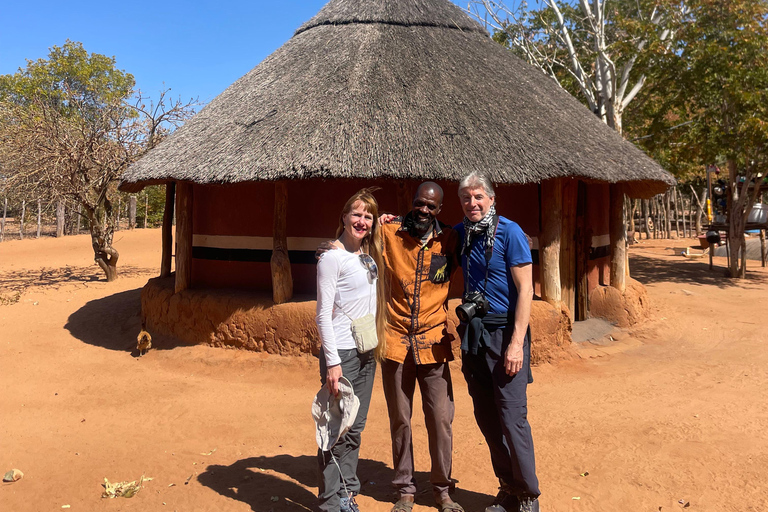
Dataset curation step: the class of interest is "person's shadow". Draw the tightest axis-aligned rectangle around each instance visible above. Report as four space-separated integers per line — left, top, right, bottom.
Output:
198 454 493 511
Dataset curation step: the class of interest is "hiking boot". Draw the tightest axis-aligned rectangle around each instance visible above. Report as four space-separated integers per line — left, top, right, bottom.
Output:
518 495 539 512
340 495 361 512
484 488 519 512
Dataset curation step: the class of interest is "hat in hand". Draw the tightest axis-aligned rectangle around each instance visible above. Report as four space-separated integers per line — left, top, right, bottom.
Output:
311 376 360 451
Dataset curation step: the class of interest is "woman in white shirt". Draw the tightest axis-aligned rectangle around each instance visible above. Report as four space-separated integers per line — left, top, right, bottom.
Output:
316 188 387 512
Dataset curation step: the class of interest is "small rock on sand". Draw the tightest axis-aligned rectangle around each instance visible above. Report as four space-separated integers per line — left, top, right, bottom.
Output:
3 469 23 482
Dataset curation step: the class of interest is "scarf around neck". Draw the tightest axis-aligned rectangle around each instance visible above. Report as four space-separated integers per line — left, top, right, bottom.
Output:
462 204 497 258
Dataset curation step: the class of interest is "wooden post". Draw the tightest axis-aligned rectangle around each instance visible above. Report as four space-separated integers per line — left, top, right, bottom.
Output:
37 199 42 238
144 193 149 229
161 182 176 278
761 229 766 268
56 200 65 237
19 200 25 240
129 196 137 229
560 180 577 321
270 181 293 304
174 182 193 293
609 183 627 293
540 179 562 306
1 197 6 242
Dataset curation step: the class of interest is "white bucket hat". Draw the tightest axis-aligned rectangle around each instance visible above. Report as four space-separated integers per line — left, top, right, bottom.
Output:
311 376 360 451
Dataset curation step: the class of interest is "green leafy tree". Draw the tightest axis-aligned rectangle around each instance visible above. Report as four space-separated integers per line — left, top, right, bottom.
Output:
642 0 768 277
0 41 197 280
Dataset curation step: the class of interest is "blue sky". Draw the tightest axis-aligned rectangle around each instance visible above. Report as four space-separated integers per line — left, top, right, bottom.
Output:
1 0 470 105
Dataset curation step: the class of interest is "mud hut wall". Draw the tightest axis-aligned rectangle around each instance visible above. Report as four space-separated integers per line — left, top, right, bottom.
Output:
584 183 611 293
187 179 542 295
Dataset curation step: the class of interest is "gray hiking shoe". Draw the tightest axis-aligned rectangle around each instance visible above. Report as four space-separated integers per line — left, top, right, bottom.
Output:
340 495 361 512
518 495 540 512
484 488 519 512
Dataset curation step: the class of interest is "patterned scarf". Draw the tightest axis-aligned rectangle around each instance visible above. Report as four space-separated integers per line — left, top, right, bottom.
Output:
462 205 497 258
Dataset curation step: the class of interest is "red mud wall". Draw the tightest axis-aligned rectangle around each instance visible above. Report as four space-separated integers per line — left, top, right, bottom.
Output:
142 277 572 363
189 180 541 295
585 183 610 293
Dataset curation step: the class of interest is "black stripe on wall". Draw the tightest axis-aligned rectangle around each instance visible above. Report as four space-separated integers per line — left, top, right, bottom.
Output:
192 247 318 265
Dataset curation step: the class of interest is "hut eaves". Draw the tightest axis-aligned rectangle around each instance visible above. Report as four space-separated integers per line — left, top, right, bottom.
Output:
120 0 675 198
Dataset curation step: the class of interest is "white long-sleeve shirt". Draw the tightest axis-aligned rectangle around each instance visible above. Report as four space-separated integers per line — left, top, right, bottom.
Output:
316 249 377 367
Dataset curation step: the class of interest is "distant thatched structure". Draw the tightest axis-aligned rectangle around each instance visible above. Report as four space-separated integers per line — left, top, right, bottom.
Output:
121 0 672 198
120 0 674 334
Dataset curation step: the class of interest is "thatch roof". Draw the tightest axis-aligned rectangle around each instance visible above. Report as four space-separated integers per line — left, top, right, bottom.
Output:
120 0 674 198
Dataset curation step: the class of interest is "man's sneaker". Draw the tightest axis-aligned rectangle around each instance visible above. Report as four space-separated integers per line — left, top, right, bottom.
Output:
518 495 539 512
484 488 519 512
340 495 361 512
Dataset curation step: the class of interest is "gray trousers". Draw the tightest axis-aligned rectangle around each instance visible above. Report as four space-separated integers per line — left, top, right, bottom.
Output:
381 352 455 501
318 348 376 512
460 327 540 498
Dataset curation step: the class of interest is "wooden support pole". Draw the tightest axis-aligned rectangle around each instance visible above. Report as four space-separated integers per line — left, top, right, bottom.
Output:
19 200 26 240
161 182 176 278
37 199 42 238
609 183 627 293
761 229 766 268
560 180 577 321
56 200 65 237
174 182 192 293
540 179 563 306
144 193 149 229
271 181 293 304
1 197 6 242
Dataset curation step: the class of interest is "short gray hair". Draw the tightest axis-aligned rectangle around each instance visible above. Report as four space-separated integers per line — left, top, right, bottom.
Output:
458 172 495 198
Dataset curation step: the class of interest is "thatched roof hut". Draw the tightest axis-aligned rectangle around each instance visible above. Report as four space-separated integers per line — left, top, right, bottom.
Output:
120 0 673 198
121 0 675 332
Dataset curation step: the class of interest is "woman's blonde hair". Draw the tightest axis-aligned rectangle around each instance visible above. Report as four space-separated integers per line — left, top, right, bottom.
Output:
336 188 388 361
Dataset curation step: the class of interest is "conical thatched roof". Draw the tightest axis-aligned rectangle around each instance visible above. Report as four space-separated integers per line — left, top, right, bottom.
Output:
120 0 674 197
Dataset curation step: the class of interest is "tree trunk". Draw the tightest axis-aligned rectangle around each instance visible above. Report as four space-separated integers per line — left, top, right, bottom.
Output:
726 159 746 278
37 199 42 238
129 196 137 229
87 206 119 282
77 204 83 234
19 200 26 240
270 181 293 304
540 179 563 306
56 199 65 237
175 182 193 293
161 183 176 278
609 184 627 292
1 197 6 242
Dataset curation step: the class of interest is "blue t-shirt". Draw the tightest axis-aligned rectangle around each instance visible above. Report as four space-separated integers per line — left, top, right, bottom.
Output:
454 217 532 316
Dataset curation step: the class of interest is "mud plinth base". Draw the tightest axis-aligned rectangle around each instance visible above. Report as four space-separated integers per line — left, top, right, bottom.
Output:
588 277 651 328
142 278 575 364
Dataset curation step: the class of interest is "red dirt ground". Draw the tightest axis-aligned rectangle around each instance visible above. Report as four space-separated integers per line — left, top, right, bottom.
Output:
1 229 766 512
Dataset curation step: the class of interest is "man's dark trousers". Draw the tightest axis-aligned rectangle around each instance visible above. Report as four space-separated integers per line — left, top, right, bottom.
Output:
461 327 540 497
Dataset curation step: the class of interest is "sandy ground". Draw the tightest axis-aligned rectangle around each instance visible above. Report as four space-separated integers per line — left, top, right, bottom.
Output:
1 229 767 512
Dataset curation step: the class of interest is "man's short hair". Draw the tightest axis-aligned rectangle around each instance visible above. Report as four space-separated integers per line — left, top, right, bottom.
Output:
458 172 495 198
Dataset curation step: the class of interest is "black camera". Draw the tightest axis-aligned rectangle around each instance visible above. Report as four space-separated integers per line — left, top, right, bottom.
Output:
455 291 490 323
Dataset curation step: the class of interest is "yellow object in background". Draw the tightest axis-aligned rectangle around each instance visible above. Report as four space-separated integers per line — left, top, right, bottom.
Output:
706 198 712 222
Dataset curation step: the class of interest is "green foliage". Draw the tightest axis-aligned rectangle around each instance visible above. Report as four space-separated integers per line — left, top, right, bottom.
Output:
632 0 768 176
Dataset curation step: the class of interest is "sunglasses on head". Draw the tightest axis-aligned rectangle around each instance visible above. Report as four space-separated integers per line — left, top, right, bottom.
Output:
359 253 378 281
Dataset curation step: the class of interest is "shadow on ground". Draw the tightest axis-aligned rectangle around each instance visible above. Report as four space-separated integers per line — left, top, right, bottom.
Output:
65 287 191 354
630 252 768 288
0 265 152 294
198 454 493 512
